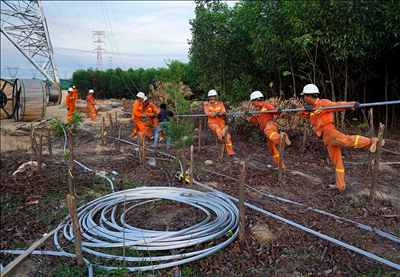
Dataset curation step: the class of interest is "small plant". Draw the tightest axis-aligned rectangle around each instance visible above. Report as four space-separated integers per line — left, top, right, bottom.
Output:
62 150 69 159
161 117 195 149
49 117 66 136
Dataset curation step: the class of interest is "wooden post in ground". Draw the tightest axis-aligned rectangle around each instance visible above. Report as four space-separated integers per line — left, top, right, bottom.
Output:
38 134 43 173
190 145 194 190
30 124 34 151
67 194 84 266
142 133 146 167
220 126 229 159
137 135 142 167
370 123 385 204
68 129 75 196
198 120 202 152
239 162 245 242
278 132 285 181
301 127 306 154
118 127 122 151
101 117 105 146
123 195 127 268
182 138 187 186
47 127 53 158
369 108 375 138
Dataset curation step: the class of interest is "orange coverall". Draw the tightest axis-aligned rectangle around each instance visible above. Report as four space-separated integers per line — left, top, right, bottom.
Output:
143 103 161 138
86 94 98 121
298 99 374 191
66 93 76 122
73 88 79 104
204 101 235 156
250 102 285 168
130 100 145 140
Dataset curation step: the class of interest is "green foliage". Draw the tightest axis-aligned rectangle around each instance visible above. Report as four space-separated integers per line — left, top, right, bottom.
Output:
162 118 195 149
49 112 83 136
49 117 66 136
68 112 84 131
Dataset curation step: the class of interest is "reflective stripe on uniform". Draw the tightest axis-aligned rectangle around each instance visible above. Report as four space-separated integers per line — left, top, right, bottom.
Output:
273 154 279 158
269 132 276 140
335 168 345 172
226 143 232 146
145 127 150 129
208 107 213 109
215 107 221 110
216 129 221 133
261 107 268 111
310 109 322 116
354 135 360 148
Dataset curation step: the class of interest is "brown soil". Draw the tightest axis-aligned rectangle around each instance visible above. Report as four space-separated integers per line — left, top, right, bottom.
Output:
1 105 400 276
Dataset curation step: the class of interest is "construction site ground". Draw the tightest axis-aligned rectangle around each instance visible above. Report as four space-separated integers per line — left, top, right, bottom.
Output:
1 101 400 276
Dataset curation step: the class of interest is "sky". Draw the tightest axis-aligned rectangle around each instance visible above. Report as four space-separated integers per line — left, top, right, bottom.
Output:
1 1 236 80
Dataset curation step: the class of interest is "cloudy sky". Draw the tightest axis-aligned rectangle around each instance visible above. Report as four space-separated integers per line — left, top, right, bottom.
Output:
1 1 236 80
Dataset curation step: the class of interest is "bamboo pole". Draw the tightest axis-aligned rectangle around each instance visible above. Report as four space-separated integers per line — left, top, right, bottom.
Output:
198 120 202 152
370 123 385 204
182 139 187 186
239 162 245 242
67 194 84 266
278 132 284 181
101 117 105 146
190 145 194 190
68 129 75 196
142 133 146 167
47 127 53 158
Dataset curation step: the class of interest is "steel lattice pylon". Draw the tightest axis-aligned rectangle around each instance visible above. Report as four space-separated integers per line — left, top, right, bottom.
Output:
1 0 60 84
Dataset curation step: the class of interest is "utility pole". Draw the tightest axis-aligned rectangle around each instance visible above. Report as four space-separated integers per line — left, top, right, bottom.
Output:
93 31 106 71
109 57 112 69
4 66 21 79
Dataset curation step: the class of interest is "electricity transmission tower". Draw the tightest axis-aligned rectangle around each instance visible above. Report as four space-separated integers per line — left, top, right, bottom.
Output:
1 0 60 84
63 71 68 79
30 69 37 78
4 66 21 79
93 31 106 71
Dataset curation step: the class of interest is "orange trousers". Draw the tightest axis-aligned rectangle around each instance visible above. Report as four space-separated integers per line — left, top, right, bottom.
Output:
263 123 285 168
131 119 145 140
322 128 372 190
67 110 73 122
144 118 162 138
208 123 235 156
86 105 98 121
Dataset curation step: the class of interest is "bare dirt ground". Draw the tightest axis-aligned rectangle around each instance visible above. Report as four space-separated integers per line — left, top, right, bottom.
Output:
1 102 400 276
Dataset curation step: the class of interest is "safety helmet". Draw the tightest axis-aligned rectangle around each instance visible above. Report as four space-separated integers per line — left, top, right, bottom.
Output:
141 96 148 104
208 90 218 97
136 92 145 98
89 89 94 93
73 86 75 88
250 91 264 101
68 87 73 92
301 84 319 95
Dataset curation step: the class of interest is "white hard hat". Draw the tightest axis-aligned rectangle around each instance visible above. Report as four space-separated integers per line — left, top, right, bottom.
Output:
208 90 218 97
141 96 148 104
89 89 94 93
136 92 145 98
301 84 319 95
250 91 264 101
68 87 73 92
73 86 75 88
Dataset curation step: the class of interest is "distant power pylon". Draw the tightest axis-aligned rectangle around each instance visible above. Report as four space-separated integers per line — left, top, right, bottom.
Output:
63 71 68 79
109 57 112 69
93 31 106 71
78 64 83 70
31 69 37 78
4 66 21 79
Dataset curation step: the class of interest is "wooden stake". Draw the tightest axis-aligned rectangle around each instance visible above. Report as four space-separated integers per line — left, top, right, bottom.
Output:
47 127 53 158
220 126 229 159
239 162 245 242
68 129 75 196
370 123 385 204
137 135 142 167
67 194 84 266
38 134 43 173
118 127 122 151
142 133 146 167
30 124 34 151
198 120 202 152
101 117 105 146
123 195 126 268
369 108 375 138
190 145 194 190
301 127 306 154
278 132 285 181
182 139 187 186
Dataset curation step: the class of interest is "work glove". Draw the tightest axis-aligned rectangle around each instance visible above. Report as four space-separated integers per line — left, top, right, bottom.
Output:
276 108 283 114
67 107 70 111
354 102 361 109
244 111 250 116
304 105 313 112
152 113 157 117
215 112 221 117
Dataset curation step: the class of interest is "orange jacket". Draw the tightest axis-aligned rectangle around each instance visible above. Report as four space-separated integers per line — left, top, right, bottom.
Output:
250 102 278 130
132 100 143 120
144 103 159 118
204 101 227 124
298 98 355 137
66 93 76 109
86 94 96 106
73 88 79 103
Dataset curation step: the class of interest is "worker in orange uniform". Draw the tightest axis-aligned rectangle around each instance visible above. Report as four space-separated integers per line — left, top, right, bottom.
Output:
204 90 236 159
85 89 98 121
245 91 291 168
130 92 146 140
72 86 79 104
66 87 76 122
142 98 161 139
298 84 385 192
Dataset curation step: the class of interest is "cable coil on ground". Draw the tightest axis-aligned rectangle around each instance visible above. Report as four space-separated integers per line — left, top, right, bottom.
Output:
54 187 238 272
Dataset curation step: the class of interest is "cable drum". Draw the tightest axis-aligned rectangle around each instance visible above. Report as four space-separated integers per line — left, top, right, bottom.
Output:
55 187 239 272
